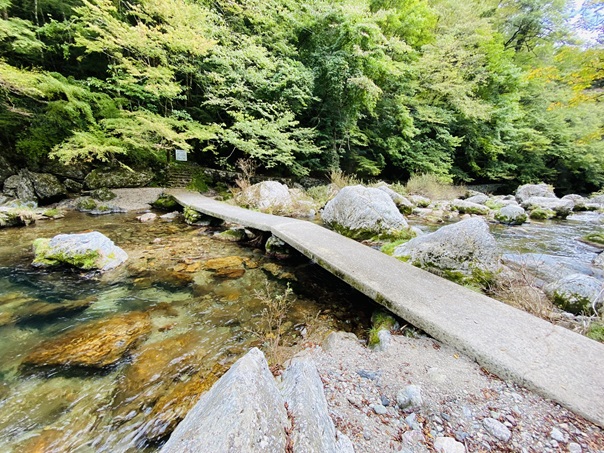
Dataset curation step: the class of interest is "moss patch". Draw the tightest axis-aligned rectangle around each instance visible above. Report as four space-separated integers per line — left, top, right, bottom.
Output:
152 194 179 211
586 323 604 343
552 292 593 315
529 208 555 220
582 232 604 247
32 238 101 270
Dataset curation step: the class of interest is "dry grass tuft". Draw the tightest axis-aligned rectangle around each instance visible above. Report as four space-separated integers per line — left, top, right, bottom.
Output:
405 173 465 200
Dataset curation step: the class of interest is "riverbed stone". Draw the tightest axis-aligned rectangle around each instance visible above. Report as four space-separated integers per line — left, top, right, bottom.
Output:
434 436 466 453
22 312 152 368
0 294 94 326
376 184 414 214
32 231 128 272
137 212 157 222
281 357 345 452
515 183 556 203
27 171 66 202
495 205 527 225
202 256 246 278
160 348 289 453
562 194 587 211
450 199 490 215
322 185 408 240
483 417 511 442
521 197 573 218
393 218 501 283
544 273 604 315
397 385 423 409
465 193 489 205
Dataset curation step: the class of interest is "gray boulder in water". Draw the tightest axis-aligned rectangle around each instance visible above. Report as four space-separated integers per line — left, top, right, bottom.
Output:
322 185 408 239
521 196 573 218
393 217 501 282
495 205 527 225
32 231 128 272
515 183 556 203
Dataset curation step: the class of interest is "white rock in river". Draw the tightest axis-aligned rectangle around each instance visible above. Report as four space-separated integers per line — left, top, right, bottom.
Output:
515 183 556 203
322 185 408 239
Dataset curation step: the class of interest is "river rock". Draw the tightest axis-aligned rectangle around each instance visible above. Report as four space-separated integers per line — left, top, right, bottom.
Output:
397 385 423 409
465 193 489 205
562 194 587 210
28 171 66 202
0 207 37 228
483 417 511 442
160 348 289 453
515 183 556 203
91 187 117 201
393 218 501 280
450 199 490 215
235 181 315 216
281 357 348 452
32 231 128 272
22 312 151 368
0 293 94 326
408 195 431 207
376 184 414 214
521 197 573 218
434 436 466 453
495 205 527 225
84 167 154 189
544 273 604 315
3 171 36 202
503 253 604 285
322 185 408 239
137 212 157 222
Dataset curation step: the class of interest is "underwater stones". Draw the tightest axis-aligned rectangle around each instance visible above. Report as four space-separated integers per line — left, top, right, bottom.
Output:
495 205 527 225
322 185 408 240
22 312 151 369
544 274 604 315
202 256 246 278
32 231 128 272
0 294 94 327
515 183 556 203
393 218 501 282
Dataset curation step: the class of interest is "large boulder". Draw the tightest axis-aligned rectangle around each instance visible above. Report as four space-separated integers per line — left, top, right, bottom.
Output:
235 181 315 217
32 231 128 272
450 199 490 215
160 348 289 453
322 185 408 239
393 218 501 283
3 171 36 203
84 167 154 189
544 274 604 315
21 312 151 369
494 205 527 225
375 184 414 214
521 197 573 219
27 171 66 202
515 183 556 203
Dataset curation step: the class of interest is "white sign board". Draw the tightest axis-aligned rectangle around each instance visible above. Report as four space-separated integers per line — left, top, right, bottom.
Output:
175 149 187 161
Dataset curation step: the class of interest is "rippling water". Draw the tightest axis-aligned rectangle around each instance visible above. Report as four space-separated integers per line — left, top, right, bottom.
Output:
0 211 374 452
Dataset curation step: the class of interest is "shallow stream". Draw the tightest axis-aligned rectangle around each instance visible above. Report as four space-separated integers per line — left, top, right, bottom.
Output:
0 211 374 452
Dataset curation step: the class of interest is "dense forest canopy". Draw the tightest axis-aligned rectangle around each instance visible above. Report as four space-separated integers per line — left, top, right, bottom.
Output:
0 0 602 192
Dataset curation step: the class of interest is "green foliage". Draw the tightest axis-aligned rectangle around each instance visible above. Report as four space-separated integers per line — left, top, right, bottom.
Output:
582 232 604 246
586 322 604 343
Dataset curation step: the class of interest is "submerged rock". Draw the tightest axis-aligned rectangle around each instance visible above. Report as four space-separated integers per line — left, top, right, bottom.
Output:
393 218 501 283
202 256 246 278
32 231 128 272
322 185 409 240
22 311 151 369
0 293 94 327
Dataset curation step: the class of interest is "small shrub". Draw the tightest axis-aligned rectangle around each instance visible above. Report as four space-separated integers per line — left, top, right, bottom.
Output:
235 158 258 191
405 173 465 200
306 184 336 206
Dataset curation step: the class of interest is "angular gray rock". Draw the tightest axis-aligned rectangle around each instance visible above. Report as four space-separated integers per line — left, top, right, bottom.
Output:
32 231 128 272
281 357 349 453
28 171 66 202
161 348 289 453
3 171 36 203
544 273 604 315
393 218 501 279
515 183 556 203
495 205 527 225
322 185 408 239
561 194 587 210
482 417 511 442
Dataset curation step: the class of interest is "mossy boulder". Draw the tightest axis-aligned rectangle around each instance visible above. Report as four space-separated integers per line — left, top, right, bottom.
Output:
495 205 527 225
544 274 603 315
84 167 154 189
152 194 179 211
450 199 490 215
0 207 36 228
91 187 117 201
32 231 128 272
521 197 573 219
322 185 409 240
515 183 556 203
529 207 555 220
393 217 501 288
581 232 604 248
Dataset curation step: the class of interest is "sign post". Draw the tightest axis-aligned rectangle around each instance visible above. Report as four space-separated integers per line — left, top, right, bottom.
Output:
175 149 187 162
